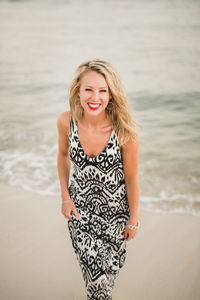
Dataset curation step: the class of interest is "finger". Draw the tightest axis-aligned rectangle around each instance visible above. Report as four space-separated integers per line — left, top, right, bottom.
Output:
129 232 136 240
126 235 132 241
124 232 129 240
73 209 80 220
124 229 128 239
124 227 129 239
124 232 128 239
65 212 72 221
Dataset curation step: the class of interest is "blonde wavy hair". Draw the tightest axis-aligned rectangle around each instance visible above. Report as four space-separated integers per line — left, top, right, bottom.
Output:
68 59 141 146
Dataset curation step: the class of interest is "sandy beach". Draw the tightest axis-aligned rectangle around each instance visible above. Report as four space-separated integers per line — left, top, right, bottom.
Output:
0 183 200 300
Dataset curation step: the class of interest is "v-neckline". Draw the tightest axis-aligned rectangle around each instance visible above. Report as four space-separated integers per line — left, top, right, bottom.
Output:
74 118 114 159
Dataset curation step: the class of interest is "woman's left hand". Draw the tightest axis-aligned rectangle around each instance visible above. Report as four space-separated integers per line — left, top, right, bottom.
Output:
124 222 138 241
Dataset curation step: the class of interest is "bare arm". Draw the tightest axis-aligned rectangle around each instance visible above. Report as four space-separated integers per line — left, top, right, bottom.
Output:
122 133 140 240
57 111 71 201
56 111 80 221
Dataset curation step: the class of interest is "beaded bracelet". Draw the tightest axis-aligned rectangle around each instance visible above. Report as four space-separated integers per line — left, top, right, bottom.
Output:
127 220 140 230
62 199 72 204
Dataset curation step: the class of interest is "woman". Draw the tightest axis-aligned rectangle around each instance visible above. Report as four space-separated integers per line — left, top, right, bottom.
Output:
57 59 140 300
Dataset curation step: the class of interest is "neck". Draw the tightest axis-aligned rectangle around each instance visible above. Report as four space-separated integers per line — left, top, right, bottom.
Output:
82 111 110 128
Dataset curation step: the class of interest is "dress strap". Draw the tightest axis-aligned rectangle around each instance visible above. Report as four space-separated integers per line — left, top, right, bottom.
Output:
69 115 75 138
70 115 79 139
113 125 120 141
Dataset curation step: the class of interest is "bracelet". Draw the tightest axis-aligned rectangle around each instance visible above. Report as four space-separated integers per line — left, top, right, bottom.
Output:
127 220 140 230
62 199 72 204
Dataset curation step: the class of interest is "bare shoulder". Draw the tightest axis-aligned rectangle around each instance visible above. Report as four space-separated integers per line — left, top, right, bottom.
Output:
121 132 140 156
57 110 71 137
121 133 140 181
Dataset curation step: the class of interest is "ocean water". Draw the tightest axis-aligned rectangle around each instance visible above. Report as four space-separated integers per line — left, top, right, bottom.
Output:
0 0 200 216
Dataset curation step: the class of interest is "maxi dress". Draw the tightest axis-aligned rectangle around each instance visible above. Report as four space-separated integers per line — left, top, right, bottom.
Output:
67 116 130 300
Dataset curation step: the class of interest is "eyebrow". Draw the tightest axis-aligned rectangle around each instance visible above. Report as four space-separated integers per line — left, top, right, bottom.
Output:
85 85 108 89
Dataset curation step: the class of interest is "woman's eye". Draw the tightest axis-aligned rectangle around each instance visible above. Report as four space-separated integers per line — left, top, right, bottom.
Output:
85 88 107 92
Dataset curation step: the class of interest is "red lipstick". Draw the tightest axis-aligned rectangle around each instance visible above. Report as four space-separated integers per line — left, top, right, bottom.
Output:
87 103 101 110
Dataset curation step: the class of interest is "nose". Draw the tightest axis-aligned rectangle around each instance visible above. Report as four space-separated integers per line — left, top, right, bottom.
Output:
92 91 100 102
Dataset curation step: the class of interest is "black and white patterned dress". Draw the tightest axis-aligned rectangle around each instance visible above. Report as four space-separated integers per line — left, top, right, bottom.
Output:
67 115 130 300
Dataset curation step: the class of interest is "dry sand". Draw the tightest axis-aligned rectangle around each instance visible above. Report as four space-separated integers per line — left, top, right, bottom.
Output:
0 183 200 300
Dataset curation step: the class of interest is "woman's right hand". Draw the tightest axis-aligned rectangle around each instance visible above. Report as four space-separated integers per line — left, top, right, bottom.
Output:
61 200 81 221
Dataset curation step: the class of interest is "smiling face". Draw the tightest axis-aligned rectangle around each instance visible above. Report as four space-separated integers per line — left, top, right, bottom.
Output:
77 71 111 117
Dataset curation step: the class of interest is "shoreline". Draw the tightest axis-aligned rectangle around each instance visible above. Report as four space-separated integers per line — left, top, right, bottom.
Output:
0 183 200 300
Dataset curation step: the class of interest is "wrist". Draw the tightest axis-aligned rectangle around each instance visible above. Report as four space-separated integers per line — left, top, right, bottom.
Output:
61 191 70 201
127 219 140 230
62 199 72 205
128 216 138 225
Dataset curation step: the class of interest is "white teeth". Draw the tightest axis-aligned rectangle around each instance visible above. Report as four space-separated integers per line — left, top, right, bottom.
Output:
88 103 100 108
